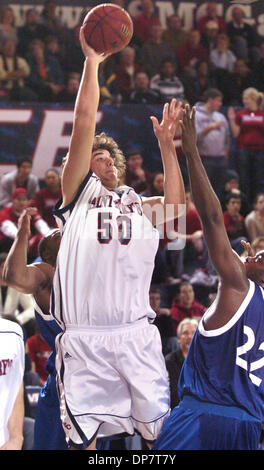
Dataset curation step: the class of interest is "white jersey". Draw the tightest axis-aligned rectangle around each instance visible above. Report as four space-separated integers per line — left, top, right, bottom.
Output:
0 319 24 447
52 170 159 328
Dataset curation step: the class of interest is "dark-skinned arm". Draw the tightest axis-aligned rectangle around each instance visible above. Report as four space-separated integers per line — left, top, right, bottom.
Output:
179 105 248 291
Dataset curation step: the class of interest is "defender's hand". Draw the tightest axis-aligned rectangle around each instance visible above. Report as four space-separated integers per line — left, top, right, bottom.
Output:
17 207 37 237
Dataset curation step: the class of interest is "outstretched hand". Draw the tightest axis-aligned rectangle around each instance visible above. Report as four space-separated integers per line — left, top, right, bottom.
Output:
79 26 110 64
241 239 254 257
18 207 37 237
179 104 197 155
150 99 183 144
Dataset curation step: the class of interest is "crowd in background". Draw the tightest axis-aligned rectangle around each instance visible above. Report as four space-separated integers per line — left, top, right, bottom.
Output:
0 0 264 449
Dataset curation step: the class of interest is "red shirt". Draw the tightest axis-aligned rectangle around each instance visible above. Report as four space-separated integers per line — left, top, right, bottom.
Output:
223 211 247 240
160 208 202 250
170 300 206 334
235 109 264 150
133 12 160 44
33 187 61 227
177 42 208 72
27 334 52 382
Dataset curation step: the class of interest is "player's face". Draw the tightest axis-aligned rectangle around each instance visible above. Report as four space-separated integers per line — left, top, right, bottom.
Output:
245 250 264 288
91 149 118 189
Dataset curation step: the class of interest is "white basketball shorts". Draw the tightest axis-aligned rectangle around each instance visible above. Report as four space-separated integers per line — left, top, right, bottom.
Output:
55 317 170 447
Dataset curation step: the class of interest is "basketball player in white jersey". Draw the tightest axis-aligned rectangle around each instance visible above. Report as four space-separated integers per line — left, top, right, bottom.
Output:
51 27 186 450
0 318 24 449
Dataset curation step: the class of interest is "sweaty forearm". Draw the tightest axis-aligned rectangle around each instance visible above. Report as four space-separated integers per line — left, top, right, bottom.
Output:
185 145 223 224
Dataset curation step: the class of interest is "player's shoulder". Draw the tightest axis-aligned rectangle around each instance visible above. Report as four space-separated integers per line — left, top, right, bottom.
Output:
0 318 23 338
33 262 54 285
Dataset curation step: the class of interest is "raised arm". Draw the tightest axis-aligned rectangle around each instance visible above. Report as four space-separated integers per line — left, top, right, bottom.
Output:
180 105 248 290
3 208 52 294
61 27 108 207
144 99 185 226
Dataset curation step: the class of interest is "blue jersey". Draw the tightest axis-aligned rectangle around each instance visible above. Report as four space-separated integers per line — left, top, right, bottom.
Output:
179 280 264 422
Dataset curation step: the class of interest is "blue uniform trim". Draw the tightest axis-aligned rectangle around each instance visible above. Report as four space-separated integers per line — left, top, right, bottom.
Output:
53 169 93 224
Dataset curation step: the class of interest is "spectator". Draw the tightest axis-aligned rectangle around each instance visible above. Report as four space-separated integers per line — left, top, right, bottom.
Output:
217 59 256 105
56 72 80 103
17 8 47 57
162 14 189 50
196 2 226 35
210 34 237 73
227 7 260 64
181 59 217 106
0 317 24 450
125 148 153 194
0 188 50 259
128 71 162 104
149 59 184 103
0 38 37 102
170 281 206 334
223 191 248 255
116 46 142 101
228 87 264 203
0 156 39 209
200 20 219 54
98 60 120 106
219 169 251 217
141 172 164 197
45 35 65 69
26 38 64 101
195 88 229 197
63 25 83 75
177 29 208 75
245 193 264 242
0 253 35 331
39 0 65 41
150 285 178 356
165 318 198 409
132 0 160 46
139 23 176 78
0 6 17 51
253 42 264 91
33 168 61 228
26 326 52 386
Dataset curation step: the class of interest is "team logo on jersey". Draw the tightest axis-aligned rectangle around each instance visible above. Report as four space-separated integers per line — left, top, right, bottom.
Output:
0 358 13 376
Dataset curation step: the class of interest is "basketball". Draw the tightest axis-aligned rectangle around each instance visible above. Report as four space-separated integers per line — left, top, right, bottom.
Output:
82 3 133 55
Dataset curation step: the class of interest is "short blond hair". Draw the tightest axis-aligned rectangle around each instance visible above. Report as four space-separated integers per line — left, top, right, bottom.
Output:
92 132 126 179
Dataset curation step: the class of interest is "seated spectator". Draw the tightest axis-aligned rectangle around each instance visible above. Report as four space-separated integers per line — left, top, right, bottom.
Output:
200 20 219 54
216 59 256 105
63 25 83 75
170 281 206 334
125 148 153 194
177 29 208 75
149 59 184 103
227 7 260 64
32 168 61 228
56 72 80 103
39 0 66 41
253 42 264 91
98 61 120 106
26 38 64 101
196 2 226 35
181 59 217 106
228 87 264 203
132 0 160 46
17 8 47 57
210 34 237 73
45 35 65 69
0 188 50 259
223 191 248 255
245 193 264 242
219 169 251 218
162 14 189 50
0 5 17 51
0 156 39 209
26 325 52 386
0 253 35 329
165 318 198 409
141 172 164 197
116 46 142 101
127 70 162 104
0 38 37 102
150 285 178 356
139 23 176 78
